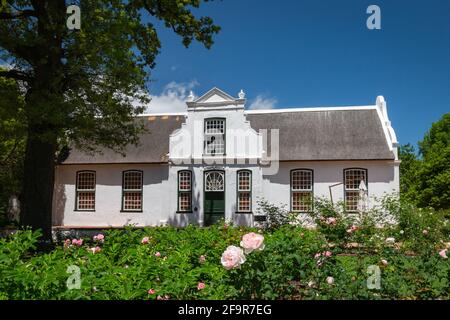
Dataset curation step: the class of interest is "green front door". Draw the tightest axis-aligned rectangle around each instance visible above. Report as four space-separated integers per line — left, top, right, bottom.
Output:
204 171 225 226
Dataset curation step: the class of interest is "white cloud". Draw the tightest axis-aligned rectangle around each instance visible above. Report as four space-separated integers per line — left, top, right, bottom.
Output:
247 94 277 110
143 80 199 114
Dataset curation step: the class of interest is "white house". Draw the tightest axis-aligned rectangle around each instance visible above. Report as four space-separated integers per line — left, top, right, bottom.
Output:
52 87 400 229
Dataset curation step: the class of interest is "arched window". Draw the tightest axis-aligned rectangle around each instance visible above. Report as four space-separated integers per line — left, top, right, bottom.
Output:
290 169 313 212
76 171 96 211
237 170 252 212
122 170 143 211
344 168 368 212
178 170 192 212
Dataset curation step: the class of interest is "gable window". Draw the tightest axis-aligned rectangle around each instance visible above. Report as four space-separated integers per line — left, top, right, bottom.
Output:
122 170 143 212
237 170 252 212
76 171 96 211
344 168 368 212
204 118 225 155
291 169 313 212
178 170 192 212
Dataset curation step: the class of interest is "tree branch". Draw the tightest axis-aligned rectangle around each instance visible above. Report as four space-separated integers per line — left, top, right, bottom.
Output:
0 10 37 20
0 69 31 82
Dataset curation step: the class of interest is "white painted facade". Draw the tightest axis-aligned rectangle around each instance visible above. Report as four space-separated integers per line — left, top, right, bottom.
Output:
53 88 400 228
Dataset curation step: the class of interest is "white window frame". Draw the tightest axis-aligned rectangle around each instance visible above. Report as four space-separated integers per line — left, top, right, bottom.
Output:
122 170 143 212
76 171 96 211
290 169 313 212
204 118 225 156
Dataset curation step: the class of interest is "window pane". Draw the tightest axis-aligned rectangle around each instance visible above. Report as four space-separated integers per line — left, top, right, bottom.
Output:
345 169 367 190
77 191 95 210
238 192 251 211
179 192 191 211
123 192 142 211
124 171 142 190
205 119 225 155
292 191 312 212
238 171 251 191
291 170 312 190
345 191 359 212
77 172 95 190
178 171 191 191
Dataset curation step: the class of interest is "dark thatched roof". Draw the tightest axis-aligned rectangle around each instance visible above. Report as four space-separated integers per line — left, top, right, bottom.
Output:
62 108 394 164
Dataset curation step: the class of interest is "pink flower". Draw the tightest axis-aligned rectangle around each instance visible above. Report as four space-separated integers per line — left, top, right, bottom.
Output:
314 252 322 259
240 232 265 254
63 239 71 248
199 255 206 264
90 246 101 254
323 251 332 257
197 282 206 290
325 217 337 225
380 259 388 266
439 249 448 259
71 239 83 247
326 276 334 285
221 245 246 270
141 237 150 245
148 289 156 295
346 225 359 233
155 252 161 257
93 234 104 242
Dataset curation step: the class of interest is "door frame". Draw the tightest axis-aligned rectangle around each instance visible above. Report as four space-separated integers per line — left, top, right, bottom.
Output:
203 169 225 225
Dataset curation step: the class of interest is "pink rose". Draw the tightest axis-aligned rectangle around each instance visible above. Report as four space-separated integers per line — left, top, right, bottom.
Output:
148 289 156 295
155 252 161 257
199 255 206 264
346 225 359 233
325 217 337 225
93 234 104 242
197 282 205 290
240 232 265 254
141 237 150 244
314 252 322 259
72 239 83 246
90 246 101 254
323 251 332 257
326 276 334 285
439 249 448 259
221 245 246 270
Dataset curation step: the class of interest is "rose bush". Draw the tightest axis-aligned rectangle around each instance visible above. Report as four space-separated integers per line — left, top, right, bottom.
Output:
0 198 448 300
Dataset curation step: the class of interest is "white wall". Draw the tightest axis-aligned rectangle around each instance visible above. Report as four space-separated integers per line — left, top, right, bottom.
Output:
53 160 399 228
261 160 399 209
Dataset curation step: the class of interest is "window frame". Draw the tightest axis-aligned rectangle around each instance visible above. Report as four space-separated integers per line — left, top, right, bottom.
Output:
290 169 314 213
203 117 226 156
343 168 368 213
177 170 193 213
75 170 96 212
121 170 144 212
236 170 252 213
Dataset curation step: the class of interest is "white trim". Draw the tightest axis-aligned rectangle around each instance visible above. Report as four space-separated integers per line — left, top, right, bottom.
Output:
138 112 187 117
244 105 377 114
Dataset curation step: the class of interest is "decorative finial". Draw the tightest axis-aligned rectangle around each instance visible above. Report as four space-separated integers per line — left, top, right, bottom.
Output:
187 90 195 102
238 89 245 99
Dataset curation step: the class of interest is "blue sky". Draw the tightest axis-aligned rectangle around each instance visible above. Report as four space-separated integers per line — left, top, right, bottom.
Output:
146 0 450 148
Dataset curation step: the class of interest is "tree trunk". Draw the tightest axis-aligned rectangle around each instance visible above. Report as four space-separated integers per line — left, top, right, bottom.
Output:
20 128 57 241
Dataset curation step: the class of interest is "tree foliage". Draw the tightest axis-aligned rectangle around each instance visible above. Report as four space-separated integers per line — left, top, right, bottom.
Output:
0 0 220 237
399 114 450 210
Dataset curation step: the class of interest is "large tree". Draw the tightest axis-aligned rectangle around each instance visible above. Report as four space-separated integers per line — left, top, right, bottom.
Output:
0 1 220 239
416 114 450 209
